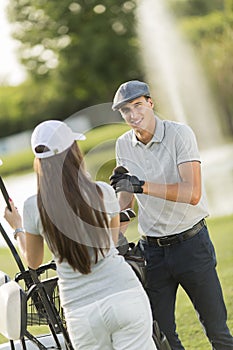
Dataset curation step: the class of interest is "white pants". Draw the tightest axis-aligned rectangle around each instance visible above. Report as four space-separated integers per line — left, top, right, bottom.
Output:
65 286 157 350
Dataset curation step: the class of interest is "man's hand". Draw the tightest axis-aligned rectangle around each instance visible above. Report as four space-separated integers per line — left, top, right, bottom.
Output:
110 166 145 193
109 166 129 187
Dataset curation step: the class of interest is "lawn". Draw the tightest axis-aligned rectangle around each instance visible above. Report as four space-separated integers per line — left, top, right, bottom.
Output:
175 215 233 349
0 214 232 348
0 123 232 348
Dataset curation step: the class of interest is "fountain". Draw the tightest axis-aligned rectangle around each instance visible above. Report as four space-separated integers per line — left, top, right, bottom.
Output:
136 0 233 217
136 0 224 149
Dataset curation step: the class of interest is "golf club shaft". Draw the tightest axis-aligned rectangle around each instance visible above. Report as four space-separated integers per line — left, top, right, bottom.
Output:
0 176 11 211
0 176 25 272
0 223 25 272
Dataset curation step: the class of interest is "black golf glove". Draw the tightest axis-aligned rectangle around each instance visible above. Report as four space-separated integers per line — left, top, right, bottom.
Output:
109 166 128 187
110 166 145 193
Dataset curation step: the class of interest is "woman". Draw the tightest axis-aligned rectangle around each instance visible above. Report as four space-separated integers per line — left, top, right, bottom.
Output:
4 120 156 350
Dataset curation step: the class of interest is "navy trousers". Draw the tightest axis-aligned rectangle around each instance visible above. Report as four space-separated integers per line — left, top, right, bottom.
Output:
141 224 233 350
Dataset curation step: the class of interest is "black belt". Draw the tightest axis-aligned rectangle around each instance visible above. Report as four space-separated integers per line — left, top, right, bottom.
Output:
142 219 206 247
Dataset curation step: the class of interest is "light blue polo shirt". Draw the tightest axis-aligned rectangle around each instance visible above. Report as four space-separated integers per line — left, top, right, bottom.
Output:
116 115 209 237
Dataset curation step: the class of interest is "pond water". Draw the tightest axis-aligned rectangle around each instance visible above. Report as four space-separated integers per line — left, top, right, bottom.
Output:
0 172 37 247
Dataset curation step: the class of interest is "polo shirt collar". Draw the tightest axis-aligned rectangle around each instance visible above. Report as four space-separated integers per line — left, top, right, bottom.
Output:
131 115 165 146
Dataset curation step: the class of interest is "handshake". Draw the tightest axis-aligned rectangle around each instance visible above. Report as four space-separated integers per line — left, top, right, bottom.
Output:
109 166 145 194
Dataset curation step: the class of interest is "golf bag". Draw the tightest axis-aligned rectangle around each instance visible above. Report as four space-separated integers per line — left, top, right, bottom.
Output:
117 229 171 350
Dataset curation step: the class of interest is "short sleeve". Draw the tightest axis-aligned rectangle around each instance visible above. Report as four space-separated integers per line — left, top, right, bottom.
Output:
96 181 120 219
115 131 132 168
116 138 123 167
23 195 43 235
175 124 201 165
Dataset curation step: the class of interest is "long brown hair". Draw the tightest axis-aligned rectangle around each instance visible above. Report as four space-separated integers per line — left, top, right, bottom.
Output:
37 142 110 274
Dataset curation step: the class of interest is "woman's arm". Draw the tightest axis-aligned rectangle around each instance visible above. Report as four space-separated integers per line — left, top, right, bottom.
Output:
25 233 44 269
4 199 44 269
109 214 120 245
117 192 135 234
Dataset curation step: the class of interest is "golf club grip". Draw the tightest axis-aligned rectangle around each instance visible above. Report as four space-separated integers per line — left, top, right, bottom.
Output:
0 176 11 211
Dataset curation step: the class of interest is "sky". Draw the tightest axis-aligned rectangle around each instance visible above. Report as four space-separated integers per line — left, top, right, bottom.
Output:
0 0 26 85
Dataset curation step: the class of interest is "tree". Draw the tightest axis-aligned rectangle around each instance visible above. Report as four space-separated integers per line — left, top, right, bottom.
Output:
6 0 143 120
167 0 224 17
167 0 233 137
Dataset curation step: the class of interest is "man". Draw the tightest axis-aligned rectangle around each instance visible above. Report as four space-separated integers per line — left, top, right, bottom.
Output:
110 80 233 350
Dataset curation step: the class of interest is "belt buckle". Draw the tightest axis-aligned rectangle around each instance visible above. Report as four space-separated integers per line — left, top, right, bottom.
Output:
157 237 171 247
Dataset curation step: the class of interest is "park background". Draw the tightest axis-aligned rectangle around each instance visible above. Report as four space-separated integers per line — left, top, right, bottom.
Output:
0 0 232 349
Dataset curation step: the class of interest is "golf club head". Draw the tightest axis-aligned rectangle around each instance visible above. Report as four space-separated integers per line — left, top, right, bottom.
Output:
120 211 130 222
114 166 128 174
120 208 136 222
126 208 136 218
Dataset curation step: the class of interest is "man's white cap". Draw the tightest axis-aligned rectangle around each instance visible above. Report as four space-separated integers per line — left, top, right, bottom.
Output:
31 120 86 159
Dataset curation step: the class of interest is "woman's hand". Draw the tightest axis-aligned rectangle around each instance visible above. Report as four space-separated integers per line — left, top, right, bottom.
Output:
4 199 23 230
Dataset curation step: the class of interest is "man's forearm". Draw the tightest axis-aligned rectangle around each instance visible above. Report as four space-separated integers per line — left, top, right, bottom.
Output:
142 181 201 205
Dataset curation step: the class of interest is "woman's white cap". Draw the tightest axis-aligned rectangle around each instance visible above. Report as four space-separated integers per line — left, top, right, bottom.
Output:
31 120 86 159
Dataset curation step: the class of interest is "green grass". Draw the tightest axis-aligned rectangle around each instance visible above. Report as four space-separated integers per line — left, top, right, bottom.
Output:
0 215 232 347
0 124 232 347
176 215 233 349
0 123 130 178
